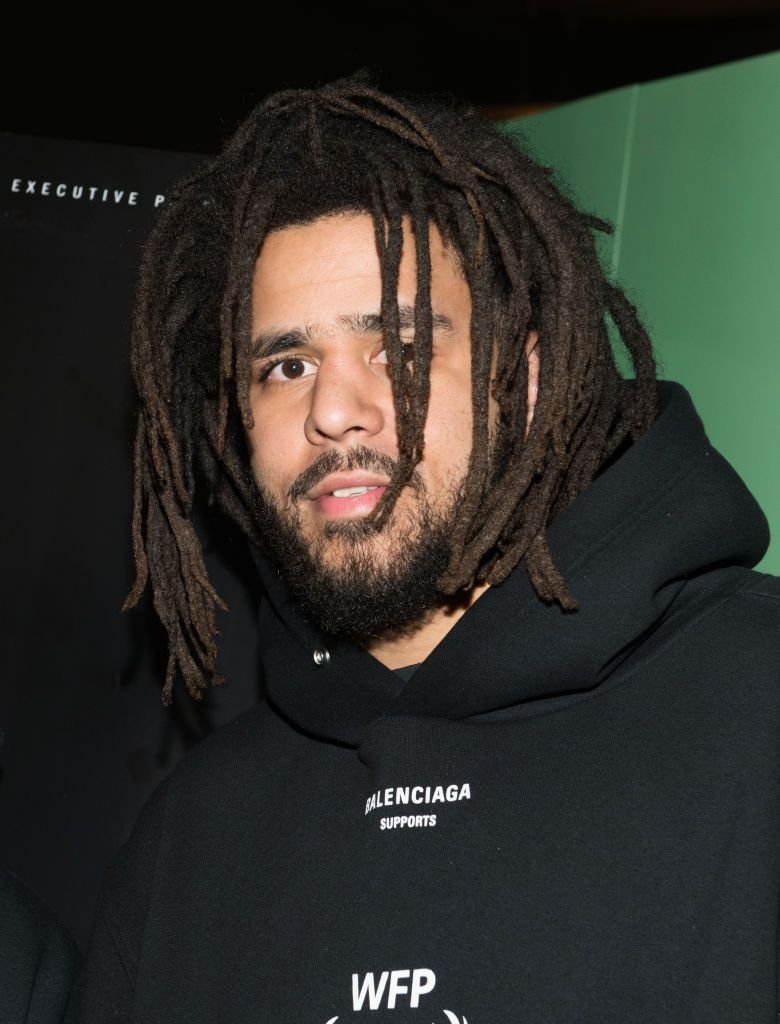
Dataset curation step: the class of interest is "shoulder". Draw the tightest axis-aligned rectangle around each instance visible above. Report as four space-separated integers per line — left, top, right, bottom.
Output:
728 570 780 656
735 570 780 604
106 698 298 867
662 567 780 699
164 697 302 795
677 566 780 639
623 566 780 708
89 702 288 970
0 866 81 1022
722 569 780 635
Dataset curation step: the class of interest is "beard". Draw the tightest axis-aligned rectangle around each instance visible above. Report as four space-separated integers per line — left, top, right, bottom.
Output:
252 446 465 646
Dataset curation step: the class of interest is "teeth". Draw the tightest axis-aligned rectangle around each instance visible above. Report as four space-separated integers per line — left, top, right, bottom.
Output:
331 486 378 498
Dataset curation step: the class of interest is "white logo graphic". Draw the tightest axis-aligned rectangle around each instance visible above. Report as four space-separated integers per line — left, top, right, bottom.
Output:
9 177 166 209
323 1013 468 1023
321 966 470 1021
364 783 472 830
352 968 436 1010
442 1013 469 1024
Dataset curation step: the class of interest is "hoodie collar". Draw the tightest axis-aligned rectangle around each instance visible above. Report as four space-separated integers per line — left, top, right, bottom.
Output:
255 381 769 746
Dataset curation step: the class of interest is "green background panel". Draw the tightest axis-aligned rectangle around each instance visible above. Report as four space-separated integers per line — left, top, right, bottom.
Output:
504 53 779 573
502 87 637 270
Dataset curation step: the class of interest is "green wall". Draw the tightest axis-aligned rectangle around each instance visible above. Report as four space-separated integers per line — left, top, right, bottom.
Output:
504 52 780 574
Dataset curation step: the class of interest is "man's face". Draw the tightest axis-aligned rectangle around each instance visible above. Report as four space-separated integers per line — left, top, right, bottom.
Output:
246 212 498 641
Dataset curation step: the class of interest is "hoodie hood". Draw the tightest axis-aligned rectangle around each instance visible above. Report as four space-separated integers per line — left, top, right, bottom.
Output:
254 381 769 747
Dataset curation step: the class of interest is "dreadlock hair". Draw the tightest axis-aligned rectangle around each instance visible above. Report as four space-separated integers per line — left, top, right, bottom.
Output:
125 77 657 704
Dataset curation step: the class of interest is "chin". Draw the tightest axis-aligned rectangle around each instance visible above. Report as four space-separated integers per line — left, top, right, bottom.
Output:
315 531 397 566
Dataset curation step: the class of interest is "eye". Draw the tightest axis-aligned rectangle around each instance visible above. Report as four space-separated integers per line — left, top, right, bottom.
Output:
373 342 415 367
260 357 316 383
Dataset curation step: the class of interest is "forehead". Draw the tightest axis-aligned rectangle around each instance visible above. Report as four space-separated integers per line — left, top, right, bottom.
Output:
250 212 467 325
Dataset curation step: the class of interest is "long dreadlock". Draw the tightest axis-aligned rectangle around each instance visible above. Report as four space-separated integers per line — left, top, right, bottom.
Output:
125 79 657 704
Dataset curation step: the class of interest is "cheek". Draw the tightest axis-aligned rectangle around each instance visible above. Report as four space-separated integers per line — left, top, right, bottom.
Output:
421 373 474 482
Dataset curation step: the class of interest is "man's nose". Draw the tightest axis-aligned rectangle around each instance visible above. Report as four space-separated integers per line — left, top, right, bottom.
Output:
303 358 387 445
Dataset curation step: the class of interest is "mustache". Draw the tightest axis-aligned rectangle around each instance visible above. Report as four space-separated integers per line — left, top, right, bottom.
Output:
288 446 422 502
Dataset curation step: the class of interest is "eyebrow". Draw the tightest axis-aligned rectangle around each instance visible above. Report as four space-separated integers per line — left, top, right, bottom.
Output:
250 304 454 361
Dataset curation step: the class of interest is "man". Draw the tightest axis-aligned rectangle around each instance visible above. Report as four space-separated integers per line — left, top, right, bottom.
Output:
73 80 779 1022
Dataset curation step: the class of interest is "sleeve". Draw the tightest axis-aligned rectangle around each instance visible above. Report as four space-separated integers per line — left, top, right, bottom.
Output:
0 866 82 1024
66 777 170 1023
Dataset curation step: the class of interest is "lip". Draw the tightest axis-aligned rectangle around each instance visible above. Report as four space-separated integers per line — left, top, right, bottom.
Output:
306 473 389 519
308 473 390 502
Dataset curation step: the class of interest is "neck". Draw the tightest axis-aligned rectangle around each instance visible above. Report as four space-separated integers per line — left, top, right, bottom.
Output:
365 581 491 669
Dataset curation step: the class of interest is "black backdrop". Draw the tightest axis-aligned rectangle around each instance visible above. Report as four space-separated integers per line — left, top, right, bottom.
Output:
0 134 263 949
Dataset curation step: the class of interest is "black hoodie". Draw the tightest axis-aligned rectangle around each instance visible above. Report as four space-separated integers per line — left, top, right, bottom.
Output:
72 381 780 1023
0 866 81 1023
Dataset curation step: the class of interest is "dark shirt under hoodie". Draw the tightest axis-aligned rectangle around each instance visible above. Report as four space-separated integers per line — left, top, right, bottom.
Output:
72 381 780 1023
